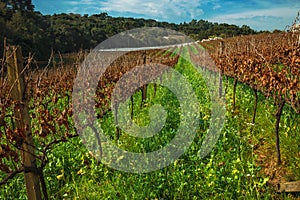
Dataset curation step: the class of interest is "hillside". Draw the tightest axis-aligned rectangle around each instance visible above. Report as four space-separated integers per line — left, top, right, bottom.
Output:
0 0 257 60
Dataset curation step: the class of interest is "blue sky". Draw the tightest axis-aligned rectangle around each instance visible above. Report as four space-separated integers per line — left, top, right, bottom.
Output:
32 0 300 31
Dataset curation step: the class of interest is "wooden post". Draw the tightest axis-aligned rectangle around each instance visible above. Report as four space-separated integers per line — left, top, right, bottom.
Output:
6 46 42 200
130 96 134 119
114 102 120 142
141 85 147 105
219 41 224 98
233 78 238 110
275 100 285 165
252 88 258 124
153 83 157 98
1 37 7 83
218 71 223 98
141 51 148 108
279 180 300 192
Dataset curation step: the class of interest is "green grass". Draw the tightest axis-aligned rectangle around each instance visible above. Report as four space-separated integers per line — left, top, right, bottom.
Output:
188 44 199 55
1 49 299 199
169 47 180 57
224 77 300 186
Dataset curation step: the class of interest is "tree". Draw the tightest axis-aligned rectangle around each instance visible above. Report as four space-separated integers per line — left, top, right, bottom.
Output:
4 0 34 13
241 25 255 35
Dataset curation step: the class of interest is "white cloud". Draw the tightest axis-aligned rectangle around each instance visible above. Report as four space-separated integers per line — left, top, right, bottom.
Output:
67 0 97 6
64 0 99 13
211 7 297 20
59 0 299 30
98 0 204 21
208 7 300 30
213 4 221 10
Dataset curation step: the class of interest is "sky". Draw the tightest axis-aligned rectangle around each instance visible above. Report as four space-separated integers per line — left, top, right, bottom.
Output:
31 0 300 31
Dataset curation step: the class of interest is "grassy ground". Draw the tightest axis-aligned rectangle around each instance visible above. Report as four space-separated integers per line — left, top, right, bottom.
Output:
1 49 299 199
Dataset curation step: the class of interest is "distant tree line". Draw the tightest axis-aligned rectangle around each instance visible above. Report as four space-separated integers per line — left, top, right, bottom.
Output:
0 0 264 60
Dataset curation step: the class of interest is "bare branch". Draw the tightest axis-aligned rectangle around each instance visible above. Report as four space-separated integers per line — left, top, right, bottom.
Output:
0 167 23 186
